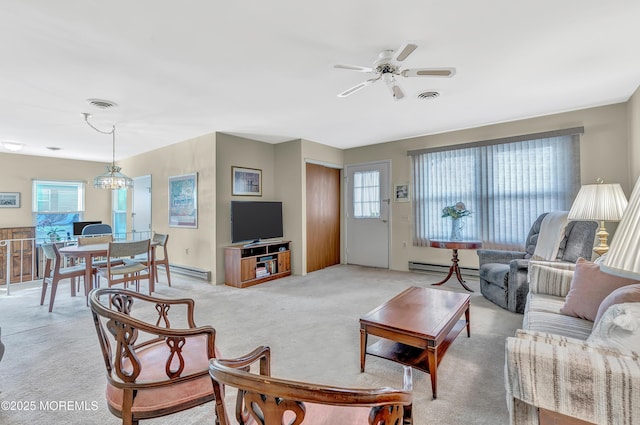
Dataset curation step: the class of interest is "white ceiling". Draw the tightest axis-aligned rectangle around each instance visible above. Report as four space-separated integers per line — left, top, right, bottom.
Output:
1 1 640 163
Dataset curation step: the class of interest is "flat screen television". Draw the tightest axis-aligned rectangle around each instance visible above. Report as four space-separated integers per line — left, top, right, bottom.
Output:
73 220 102 236
231 201 283 244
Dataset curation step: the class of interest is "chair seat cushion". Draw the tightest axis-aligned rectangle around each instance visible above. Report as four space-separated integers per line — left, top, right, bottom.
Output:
101 262 148 276
106 334 218 415
479 263 509 289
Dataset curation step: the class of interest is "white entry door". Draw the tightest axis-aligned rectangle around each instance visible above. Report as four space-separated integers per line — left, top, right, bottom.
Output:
345 161 390 268
132 175 152 240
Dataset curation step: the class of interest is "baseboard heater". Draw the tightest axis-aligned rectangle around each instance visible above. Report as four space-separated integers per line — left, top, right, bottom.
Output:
168 264 211 281
408 261 479 277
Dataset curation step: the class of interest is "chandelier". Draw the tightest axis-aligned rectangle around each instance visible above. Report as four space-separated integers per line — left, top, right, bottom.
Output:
83 112 133 190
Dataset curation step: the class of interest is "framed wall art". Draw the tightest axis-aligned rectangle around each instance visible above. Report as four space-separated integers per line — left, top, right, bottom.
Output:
232 166 262 196
0 192 20 208
394 183 410 202
168 173 198 228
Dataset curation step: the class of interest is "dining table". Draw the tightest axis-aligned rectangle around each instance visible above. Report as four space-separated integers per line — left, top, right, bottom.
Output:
59 240 158 302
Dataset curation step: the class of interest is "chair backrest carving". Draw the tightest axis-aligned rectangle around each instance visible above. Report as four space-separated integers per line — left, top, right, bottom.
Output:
209 349 412 425
89 287 217 423
90 287 214 387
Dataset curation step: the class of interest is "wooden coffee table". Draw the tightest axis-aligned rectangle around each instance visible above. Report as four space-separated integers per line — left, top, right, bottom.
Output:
360 286 470 399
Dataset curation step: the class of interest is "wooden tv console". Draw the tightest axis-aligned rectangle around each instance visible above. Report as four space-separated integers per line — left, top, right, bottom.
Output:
224 241 291 288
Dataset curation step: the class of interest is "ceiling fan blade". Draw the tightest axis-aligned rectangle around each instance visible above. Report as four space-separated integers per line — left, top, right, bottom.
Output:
334 64 373 73
401 67 456 78
393 42 418 62
337 78 377 98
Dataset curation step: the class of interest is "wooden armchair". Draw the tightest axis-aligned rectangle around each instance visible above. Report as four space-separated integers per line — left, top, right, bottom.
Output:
209 346 413 425
89 287 219 425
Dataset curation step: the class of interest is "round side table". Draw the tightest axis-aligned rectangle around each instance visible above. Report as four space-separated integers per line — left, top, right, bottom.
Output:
429 240 482 292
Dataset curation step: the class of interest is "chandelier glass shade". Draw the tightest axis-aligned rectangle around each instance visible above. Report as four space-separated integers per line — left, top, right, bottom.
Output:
93 164 133 189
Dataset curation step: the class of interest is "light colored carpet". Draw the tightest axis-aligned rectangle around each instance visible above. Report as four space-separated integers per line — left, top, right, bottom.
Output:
0 265 522 424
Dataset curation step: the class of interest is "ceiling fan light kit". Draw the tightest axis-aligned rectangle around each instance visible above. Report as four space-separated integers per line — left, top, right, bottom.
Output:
335 41 455 101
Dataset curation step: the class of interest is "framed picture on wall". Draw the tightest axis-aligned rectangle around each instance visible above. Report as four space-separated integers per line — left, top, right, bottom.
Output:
0 192 20 208
394 183 410 202
168 173 198 228
232 166 262 196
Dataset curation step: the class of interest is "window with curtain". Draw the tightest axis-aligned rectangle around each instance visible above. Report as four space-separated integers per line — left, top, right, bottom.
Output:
353 170 380 218
32 180 85 241
410 129 581 250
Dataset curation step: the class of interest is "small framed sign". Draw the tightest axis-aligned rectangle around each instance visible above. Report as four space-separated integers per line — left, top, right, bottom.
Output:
394 183 410 202
0 192 20 208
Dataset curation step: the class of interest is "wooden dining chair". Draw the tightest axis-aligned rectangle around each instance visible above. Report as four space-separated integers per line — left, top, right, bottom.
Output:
151 233 171 286
89 287 222 425
97 239 151 294
209 346 413 425
40 243 96 312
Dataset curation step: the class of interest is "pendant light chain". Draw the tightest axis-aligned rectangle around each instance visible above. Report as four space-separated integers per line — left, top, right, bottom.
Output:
83 112 133 189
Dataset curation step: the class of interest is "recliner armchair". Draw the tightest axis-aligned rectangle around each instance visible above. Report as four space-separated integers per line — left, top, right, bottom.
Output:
477 213 597 313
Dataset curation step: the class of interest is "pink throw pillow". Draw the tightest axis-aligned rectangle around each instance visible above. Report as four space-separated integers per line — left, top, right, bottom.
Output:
560 258 639 321
594 284 640 325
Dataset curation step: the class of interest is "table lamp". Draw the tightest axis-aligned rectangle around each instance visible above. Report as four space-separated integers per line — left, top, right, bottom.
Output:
567 178 628 256
601 176 640 279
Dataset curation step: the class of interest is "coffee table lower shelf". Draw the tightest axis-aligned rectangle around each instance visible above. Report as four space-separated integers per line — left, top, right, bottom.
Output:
364 319 467 374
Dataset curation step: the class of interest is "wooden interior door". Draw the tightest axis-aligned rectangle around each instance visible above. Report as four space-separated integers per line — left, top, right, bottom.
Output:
306 163 340 273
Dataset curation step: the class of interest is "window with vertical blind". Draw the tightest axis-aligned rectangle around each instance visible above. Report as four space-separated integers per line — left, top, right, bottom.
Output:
409 128 582 250
32 180 85 241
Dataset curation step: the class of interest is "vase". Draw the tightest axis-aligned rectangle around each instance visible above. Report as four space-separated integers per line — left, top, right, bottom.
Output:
450 218 464 241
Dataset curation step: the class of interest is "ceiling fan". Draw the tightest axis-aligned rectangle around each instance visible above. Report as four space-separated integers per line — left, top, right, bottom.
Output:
334 41 455 101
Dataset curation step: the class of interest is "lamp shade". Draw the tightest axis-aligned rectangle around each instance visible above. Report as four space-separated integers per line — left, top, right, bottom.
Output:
567 183 628 221
601 177 640 279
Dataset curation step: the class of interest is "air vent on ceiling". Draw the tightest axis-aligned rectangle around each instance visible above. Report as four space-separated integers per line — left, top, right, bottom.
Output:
87 98 118 109
418 91 439 100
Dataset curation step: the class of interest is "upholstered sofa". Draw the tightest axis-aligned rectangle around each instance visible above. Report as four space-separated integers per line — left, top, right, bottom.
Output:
477 213 597 313
504 260 640 425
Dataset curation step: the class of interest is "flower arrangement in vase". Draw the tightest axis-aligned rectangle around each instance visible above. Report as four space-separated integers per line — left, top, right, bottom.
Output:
442 202 471 241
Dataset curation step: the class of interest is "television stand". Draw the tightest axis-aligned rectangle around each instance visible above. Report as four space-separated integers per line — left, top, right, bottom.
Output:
224 241 291 288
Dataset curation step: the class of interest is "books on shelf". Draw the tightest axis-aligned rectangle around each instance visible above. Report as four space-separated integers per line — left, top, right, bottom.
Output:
256 259 278 278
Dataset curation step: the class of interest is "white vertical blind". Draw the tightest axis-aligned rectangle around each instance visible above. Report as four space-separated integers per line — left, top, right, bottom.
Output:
411 134 580 249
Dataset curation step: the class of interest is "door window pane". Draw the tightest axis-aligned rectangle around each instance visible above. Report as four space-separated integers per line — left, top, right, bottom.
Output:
353 170 380 218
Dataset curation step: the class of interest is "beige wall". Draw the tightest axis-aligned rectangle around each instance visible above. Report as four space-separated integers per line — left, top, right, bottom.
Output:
119 133 217 280
628 86 640 183
0 153 110 229
214 136 344 283
275 140 304 276
215 133 277 283
2 98 635 283
344 103 631 271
